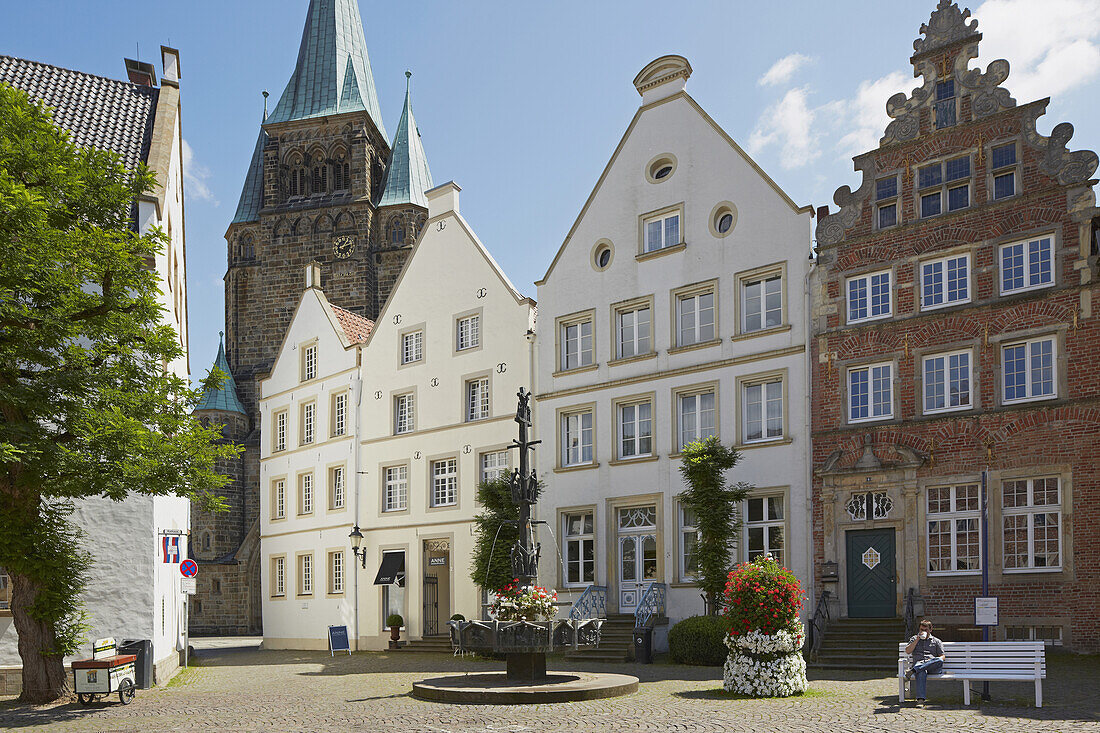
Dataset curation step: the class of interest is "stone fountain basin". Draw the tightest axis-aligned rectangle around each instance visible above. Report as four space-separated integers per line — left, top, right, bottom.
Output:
448 618 603 654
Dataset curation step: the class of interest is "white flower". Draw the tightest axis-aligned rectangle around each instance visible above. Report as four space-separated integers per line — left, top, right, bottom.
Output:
722 626 808 697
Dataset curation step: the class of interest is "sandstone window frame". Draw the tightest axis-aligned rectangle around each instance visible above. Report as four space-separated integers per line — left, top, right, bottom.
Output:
613 392 656 462
999 234 1055 295
393 391 416 435
299 400 316 446
381 462 409 513
743 490 787 566
300 341 318 383
330 390 348 437
919 251 971 311
454 309 483 354
673 382 719 453
297 470 314 516
737 369 787 445
400 327 425 366
917 153 971 218
926 482 982 576
671 279 718 351
270 477 287 521
478 449 510 484
556 309 596 374
846 269 893 324
272 409 288 453
611 295 654 362
736 262 787 337
557 403 597 469
270 554 287 599
464 373 491 422
638 202 685 257
875 173 901 230
295 551 314 597
989 139 1019 201
327 549 345 596
428 456 459 509
328 464 346 512
921 348 974 414
561 509 596 588
1002 476 1062 573
847 361 895 423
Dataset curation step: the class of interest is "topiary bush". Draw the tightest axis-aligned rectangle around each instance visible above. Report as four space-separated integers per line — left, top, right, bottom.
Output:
668 615 729 666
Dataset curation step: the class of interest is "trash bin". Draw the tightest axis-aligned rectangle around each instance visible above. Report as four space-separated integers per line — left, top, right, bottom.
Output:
119 639 153 689
633 627 654 664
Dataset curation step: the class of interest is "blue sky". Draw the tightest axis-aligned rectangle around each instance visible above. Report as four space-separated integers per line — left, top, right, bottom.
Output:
3 0 1099 381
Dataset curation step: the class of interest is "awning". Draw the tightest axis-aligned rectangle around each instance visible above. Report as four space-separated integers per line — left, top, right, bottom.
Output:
374 552 405 586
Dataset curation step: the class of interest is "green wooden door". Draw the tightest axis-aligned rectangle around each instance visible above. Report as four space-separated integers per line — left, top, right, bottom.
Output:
845 529 896 618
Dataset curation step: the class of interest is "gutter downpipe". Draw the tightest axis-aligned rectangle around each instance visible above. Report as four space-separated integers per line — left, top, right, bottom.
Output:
352 346 364 650
804 232 818 626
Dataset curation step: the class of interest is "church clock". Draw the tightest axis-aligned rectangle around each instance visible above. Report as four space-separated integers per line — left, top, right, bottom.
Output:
332 235 356 260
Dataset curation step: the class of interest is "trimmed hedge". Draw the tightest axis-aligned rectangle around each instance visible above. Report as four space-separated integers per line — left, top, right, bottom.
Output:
668 615 728 666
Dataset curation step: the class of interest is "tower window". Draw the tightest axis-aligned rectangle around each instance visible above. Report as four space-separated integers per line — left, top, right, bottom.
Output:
333 161 350 192
390 219 405 244
312 164 327 194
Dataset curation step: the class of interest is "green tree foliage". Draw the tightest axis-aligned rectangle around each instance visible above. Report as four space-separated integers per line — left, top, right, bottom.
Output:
677 436 751 616
0 82 237 703
470 478 519 596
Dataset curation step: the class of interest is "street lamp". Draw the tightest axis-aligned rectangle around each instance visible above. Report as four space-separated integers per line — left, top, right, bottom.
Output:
349 524 366 568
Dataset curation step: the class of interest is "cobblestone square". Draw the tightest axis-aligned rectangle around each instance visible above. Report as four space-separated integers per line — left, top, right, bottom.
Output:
1 641 1098 732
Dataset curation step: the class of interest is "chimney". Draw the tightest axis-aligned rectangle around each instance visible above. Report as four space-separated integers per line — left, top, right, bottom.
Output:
124 58 158 87
305 261 322 290
816 205 830 220
161 46 180 85
426 181 461 220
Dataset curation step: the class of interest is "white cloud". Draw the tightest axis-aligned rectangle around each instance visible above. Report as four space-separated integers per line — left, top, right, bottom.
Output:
833 71 912 157
747 86 818 169
182 139 218 206
759 53 812 87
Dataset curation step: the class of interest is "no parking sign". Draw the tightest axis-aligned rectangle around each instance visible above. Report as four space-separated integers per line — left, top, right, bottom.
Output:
180 559 198 578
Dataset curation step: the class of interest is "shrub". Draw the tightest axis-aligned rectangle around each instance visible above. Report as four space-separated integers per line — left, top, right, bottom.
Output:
668 615 729 666
386 614 404 628
723 555 802 637
450 613 465 622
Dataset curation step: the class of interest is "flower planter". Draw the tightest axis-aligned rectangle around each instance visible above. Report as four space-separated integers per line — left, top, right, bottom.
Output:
723 629 808 697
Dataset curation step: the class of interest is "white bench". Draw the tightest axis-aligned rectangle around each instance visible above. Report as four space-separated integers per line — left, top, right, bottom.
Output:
898 641 1046 707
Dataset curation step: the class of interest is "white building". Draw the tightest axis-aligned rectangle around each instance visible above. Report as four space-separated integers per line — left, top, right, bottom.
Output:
534 56 814 638
259 182 536 650
0 47 191 692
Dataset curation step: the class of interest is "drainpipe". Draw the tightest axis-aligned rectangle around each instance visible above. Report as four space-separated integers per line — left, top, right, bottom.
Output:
352 346 363 649
804 234 818 625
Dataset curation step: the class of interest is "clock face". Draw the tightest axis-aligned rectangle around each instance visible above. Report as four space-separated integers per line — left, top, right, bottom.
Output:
332 235 355 260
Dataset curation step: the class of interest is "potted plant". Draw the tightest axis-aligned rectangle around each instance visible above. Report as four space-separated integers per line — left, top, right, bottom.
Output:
386 613 404 644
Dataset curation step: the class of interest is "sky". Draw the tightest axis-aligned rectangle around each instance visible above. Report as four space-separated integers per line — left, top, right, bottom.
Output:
3 0 1099 382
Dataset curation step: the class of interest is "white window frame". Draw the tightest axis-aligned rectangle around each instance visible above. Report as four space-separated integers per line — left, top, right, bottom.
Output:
617 400 653 459
1000 236 1054 295
479 450 510 484
918 155 971 218
394 393 415 434
678 505 698 582
456 314 480 351
561 409 594 467
430 458 458 507
331 392 347 437
298 553 313 596
616 304 651 359
848 362 894 423
273 479 285 520
383 465 408 512
926 483 982 576
1002 477 1062 573
273 556 285 597
676 289 716 346
846 270 892 324
742 378 783 443
741 273 783 333
643 210 681 253
274 411 287 452
560 317 593 371
922 349 973 414
300 402 315 445
1001 337 1056 404
329 551 344 594
920 253 970 310
299 472 313 515
466 377 490 422
402 330 423 364
302 344 317 382
330 466 345 510
744 495 785 565
677 390 716 450
563 511 595 587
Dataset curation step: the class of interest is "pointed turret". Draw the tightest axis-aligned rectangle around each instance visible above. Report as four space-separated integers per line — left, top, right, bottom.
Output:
265 0 386 138
194 333 246 415
378 71 434 208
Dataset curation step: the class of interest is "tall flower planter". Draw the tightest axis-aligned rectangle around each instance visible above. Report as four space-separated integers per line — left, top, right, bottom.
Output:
722 628 807 697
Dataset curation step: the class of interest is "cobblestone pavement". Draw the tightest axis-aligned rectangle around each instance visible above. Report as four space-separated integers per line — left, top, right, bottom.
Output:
2 647 1098 732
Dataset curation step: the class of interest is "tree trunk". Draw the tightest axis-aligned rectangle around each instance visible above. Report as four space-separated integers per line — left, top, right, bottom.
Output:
11 569 70 703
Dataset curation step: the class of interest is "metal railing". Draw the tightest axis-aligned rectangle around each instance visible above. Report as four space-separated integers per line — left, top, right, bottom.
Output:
634 582 667 629
568 585 607 620
904 587 918 639
806 589 832 659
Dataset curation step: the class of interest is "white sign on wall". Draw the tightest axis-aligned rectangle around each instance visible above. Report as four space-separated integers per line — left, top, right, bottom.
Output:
974 596 998 626
180 578 197 595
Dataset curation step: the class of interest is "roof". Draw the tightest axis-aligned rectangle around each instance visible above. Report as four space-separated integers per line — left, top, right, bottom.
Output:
330 304 374 344
231 124 269 225
377 73 433 208
194 335 246 414
265 0 386 137
0 55 158 170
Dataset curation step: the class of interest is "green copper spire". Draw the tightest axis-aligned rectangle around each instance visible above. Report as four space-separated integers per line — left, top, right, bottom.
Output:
266 0 386 138
378 71 433 208
194 333 246 415
231 121 268 225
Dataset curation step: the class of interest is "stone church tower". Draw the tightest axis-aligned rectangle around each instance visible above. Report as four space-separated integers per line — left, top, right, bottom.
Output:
192 0 434 634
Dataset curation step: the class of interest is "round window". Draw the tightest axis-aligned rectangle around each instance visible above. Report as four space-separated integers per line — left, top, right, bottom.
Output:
717 213 734 233
597 248 611 268
592 240 614 271
709 202 738 238
646 154 677 183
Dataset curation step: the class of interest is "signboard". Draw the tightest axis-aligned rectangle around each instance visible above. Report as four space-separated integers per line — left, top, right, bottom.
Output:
328 625 351 656
975 596 998 626
180 559 198 578
180 578 197 595
428 556 447 566
162 536 181 564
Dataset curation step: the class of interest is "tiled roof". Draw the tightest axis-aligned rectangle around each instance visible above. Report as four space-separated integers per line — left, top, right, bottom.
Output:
194 335 246 415
378 73 433 208
266 0 386 137
0 55 158 171
231 124 269 225
331 304 374 344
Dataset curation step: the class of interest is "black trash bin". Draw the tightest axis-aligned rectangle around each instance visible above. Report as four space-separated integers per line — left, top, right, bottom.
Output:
119 639 153 689
633 627 654 664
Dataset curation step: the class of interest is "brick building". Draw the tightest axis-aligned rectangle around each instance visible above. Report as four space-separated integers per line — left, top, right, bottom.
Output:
191 0 434 634
810 1 1099 651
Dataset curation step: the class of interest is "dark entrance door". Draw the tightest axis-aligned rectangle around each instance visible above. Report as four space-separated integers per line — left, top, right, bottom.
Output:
423 574 439 636
845 528 896 618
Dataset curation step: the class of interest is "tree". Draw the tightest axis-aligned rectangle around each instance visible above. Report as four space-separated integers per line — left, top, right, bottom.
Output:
677 436 751 616
0 82 236 703
470 478 519 598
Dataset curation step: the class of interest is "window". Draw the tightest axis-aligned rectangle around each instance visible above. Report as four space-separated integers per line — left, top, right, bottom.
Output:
991 142 1017 200
394 393 414 434
390 219 404 244
876 176 899 229
466 377 490 421
618 401 653 459
593 242 613 270
431 458 458 507
1002 337 1055 403
0 567 10 610
328 551 344 594
456 314 480 351
643 211 680 252
300 402 315 445
560 318 593 370
1000 236 1054 294
678 390 716 449
272 479 286 520
297 554 313 596
479 451 510 483
920 254 969 309
563 512 594 586
616 304 651 359
299 473 313 515
847 271 891 323
1005 625 1063 646
919 156 970 218
272 557 285 597
679 507 698 580
923 350 972 413
743 379 783 442
311 162 327 194
742 274 782 333
561 410 594 466
302 344 317 382
331 392 347 436
380 550 405 626
274 411 287 452
333 160 350 192
745 496 784 565
384 465 408 512
329 466 345 510
849 363 893 422
402 331 423 364
935 79 956 129
1003 477 1061 571
926 484 981 574
677 290 715 346
289 168 306 198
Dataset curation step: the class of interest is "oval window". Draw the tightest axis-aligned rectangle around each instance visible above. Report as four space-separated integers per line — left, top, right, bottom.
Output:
717 213 734 233
597 248 611 268
654 165 673 180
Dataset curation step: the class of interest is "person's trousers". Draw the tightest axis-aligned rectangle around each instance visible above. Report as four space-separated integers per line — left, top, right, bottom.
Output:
911 658 944 699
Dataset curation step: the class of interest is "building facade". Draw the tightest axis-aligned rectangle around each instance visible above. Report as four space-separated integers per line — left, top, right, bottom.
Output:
259 183 536 650
534 56 814 639
811 0 1100 651
0 47 192 691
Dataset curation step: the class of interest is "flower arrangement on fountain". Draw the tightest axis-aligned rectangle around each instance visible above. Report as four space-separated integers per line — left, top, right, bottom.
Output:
722 554 807 697
489 580 558 622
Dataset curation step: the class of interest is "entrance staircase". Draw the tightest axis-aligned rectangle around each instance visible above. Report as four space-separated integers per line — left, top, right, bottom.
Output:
403 635 453 653
810 617 905 671
564 614 637 663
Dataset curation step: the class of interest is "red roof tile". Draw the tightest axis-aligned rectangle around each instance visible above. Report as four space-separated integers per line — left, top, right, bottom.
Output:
331 304 374 344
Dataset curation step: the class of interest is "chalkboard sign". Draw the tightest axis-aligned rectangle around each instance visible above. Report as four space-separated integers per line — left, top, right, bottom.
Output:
328 625 351 656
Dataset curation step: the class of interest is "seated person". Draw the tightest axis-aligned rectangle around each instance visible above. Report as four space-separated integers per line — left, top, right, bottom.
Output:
904 619 946 704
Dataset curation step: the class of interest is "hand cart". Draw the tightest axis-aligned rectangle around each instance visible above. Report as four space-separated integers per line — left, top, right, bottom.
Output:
72 637 137 705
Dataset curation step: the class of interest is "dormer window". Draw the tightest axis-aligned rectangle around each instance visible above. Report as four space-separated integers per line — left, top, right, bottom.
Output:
935 79 956 129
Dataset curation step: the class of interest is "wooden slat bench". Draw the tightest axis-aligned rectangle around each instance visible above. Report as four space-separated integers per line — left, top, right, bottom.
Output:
898 641 1046 707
